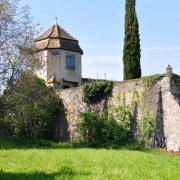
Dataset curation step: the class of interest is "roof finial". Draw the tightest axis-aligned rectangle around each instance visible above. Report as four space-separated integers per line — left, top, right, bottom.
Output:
55 17 58 25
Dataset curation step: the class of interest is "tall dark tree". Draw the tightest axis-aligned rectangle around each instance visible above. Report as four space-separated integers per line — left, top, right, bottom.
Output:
123 0 141 80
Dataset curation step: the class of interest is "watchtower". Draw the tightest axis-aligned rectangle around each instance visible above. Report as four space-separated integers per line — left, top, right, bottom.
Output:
34 23 83 88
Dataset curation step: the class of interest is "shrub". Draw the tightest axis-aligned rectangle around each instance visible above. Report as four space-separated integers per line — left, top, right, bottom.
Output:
0 71 60 140
82 81 113 104
78 111 131 148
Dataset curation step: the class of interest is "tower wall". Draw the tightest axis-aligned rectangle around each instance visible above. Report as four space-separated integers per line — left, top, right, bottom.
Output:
59 49 82 84
34 49 82 87
34 50 48 81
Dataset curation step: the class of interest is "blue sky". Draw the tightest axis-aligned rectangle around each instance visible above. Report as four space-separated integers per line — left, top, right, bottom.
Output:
21 0 180 80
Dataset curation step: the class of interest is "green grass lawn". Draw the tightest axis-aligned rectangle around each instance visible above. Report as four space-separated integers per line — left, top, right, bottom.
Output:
0 137 179 180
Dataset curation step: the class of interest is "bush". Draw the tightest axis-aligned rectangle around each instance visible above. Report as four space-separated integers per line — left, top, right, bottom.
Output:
0 71 60 140
82 81 113 104
78 111 131 148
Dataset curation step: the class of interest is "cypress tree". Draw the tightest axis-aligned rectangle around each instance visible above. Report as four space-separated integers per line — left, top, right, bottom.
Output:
123 0 141 80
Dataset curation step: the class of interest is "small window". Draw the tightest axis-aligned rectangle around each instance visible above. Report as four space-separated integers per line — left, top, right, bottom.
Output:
66 53 75 70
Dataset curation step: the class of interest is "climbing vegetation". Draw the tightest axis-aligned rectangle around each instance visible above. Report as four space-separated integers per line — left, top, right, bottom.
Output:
79 91 136 148
79 86 158 148
110 91 134 131
142 74 164 90
82 81 113 104
139 110 157 147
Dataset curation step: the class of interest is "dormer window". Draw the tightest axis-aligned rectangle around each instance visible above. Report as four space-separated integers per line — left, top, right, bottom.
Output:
66 53 75 70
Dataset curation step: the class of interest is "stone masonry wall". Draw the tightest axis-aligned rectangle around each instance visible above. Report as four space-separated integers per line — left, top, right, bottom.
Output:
56 76 180 152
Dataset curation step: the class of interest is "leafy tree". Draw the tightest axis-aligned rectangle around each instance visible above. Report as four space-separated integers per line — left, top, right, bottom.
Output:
1 71 60 139
123 0 141 80
0 0 39 91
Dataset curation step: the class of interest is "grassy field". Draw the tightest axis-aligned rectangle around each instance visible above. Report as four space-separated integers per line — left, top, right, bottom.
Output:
0 137 179 180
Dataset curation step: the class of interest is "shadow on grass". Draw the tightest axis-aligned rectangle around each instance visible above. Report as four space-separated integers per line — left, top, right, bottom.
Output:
0 167 90 180
0 135 85 150
0 135 148 152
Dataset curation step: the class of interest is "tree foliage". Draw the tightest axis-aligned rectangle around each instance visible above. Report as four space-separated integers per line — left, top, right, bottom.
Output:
0 0 39 91
0 71 60 139
123 0 141 80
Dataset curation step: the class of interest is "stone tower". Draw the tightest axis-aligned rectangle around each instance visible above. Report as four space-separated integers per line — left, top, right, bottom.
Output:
34 23 83 88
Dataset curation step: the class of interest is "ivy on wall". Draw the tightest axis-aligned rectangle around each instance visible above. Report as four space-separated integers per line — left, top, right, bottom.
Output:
82 81 113 104
110 91 133 131
138 109 157 147
109 87 157 148
80 75 167 148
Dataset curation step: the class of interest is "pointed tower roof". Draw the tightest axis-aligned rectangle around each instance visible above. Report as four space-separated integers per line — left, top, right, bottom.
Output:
34 24 83 54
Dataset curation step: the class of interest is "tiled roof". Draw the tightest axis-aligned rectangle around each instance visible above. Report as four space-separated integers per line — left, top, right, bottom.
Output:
34 24 83 54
